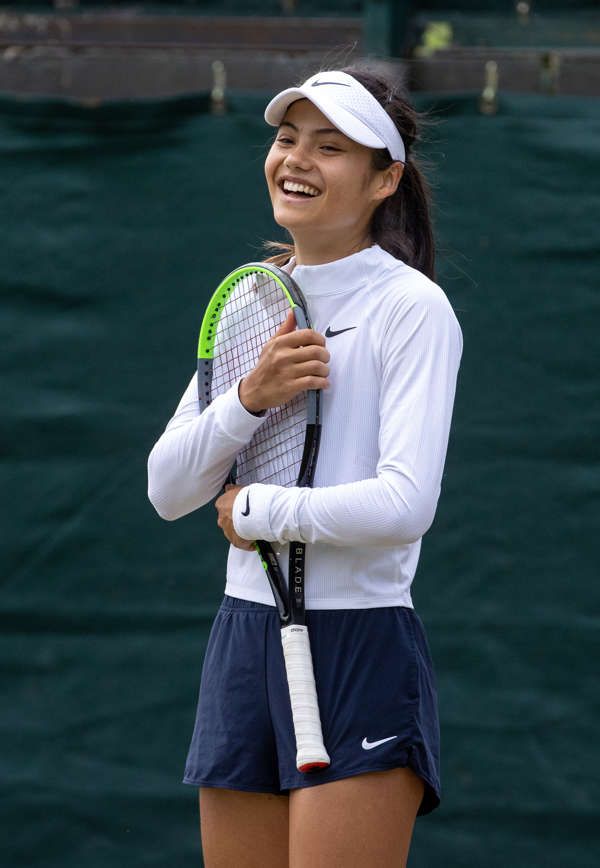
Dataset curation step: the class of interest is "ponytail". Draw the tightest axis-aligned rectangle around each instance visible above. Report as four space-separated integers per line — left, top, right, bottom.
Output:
343 66 437 282
370 157 436 282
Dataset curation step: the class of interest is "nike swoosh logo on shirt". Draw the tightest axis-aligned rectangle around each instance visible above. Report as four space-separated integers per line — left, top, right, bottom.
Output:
241 493 250 517
325 326 356 338
361 736 398 750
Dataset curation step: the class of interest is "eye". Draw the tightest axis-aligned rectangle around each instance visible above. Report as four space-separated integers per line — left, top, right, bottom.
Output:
320 144 342 153
276 135 294 145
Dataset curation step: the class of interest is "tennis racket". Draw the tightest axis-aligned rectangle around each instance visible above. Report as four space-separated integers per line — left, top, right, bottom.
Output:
197 262 330 773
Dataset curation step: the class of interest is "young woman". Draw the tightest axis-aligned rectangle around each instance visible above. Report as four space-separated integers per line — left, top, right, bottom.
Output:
148 67 463 867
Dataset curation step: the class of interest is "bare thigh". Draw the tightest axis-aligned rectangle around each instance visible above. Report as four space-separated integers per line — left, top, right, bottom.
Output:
289 767 425 868
199 787 289 868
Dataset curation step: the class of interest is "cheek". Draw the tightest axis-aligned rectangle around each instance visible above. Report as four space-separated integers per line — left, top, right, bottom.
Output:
328 170 370 207
356 165 376 195
331 157 370 191
325 169 378 225
264 148 279 187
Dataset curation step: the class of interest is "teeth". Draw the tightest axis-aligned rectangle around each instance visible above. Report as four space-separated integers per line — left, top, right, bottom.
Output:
283 180 320 196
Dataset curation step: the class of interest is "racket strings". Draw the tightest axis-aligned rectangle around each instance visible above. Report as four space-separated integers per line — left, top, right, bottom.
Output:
211 272 306 488
236 393 305 487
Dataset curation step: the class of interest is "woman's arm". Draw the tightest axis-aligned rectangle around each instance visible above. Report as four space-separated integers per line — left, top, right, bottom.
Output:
147 374 267 521
148 314 330 522
231 287 463 548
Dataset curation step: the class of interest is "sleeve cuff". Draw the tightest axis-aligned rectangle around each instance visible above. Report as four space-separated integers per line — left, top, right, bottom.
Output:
233 483 280 541
214 378 267 444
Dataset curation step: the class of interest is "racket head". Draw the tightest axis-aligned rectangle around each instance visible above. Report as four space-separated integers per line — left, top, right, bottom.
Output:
197 262 320 490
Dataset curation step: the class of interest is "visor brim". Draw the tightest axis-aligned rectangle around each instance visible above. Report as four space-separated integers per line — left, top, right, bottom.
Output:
264 87 388 152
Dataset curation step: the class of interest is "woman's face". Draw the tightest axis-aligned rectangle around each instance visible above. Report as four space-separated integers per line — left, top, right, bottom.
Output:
264 99 394 251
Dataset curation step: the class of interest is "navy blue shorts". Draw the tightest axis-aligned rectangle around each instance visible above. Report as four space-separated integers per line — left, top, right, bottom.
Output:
183 595 441 816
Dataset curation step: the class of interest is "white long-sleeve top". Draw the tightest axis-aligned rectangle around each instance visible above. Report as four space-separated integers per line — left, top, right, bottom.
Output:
148 244 463 609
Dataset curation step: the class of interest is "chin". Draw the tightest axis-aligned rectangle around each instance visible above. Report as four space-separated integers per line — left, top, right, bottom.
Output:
272 209 307 232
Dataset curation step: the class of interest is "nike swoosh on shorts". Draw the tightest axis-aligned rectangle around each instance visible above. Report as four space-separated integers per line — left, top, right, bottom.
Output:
361 735 398 750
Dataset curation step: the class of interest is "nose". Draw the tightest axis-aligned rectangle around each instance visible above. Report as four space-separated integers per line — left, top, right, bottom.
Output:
283 140 312 172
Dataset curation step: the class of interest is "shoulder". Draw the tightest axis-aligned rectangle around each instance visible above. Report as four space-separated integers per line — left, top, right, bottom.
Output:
367 247 462 339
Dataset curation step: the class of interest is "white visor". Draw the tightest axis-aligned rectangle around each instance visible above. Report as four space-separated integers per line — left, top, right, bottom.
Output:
264 70 405 164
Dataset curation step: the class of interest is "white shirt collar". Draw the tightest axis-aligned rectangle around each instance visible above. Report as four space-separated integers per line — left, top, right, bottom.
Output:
283 244 382 298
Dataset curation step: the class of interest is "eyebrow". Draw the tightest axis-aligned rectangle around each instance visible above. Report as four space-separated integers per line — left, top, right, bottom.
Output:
278 120 343 136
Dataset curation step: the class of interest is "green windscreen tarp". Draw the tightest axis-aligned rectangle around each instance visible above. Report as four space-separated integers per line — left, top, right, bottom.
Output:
1 89 598 867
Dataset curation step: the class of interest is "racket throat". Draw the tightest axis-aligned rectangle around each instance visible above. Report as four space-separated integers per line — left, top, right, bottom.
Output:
288 541 306 626
254 540 290 622
297 421 321 488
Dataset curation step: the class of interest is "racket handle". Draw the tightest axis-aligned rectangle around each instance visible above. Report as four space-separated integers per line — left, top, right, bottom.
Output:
280 624 330 773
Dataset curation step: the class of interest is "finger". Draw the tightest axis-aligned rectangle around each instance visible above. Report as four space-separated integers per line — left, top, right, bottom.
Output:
273 310 297 338
289 345 330 364
290 360 330 379
275 328 326 349
292 375 330 392
232 536 255 551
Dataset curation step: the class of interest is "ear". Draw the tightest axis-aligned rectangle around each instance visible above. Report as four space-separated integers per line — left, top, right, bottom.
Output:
372 161 404 203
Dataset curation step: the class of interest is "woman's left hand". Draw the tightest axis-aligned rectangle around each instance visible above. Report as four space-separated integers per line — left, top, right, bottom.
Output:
215 484 255 551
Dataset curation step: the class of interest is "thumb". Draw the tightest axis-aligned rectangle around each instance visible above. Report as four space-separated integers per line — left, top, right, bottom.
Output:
273 310 296 338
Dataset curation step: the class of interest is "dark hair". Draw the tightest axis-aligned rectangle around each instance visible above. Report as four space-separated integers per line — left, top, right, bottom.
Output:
265 65 438 282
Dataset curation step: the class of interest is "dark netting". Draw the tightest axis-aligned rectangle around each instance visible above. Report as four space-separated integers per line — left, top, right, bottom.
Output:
1 89 598 867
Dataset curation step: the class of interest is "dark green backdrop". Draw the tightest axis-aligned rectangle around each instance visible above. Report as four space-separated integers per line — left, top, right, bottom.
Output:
1 88 598 866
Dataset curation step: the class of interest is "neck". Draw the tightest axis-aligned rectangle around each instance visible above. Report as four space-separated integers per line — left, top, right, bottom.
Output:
292 228 373 266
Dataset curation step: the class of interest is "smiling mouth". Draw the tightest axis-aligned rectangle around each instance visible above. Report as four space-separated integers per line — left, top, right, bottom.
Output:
278 179 321 198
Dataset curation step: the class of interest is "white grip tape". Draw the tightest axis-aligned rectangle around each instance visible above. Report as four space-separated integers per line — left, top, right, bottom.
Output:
281 624 330 772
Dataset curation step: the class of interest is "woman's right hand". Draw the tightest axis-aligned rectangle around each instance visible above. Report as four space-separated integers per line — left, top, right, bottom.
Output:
238 311 330 413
